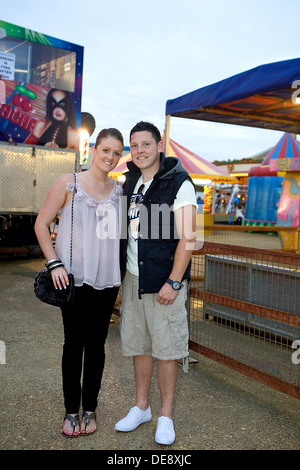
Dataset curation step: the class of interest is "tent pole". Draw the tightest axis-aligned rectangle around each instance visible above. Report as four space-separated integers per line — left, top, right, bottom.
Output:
164 114 170 154
212 182 216 215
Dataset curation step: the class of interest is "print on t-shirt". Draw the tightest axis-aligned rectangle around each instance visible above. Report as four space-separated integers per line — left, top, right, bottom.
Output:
128 189 144 241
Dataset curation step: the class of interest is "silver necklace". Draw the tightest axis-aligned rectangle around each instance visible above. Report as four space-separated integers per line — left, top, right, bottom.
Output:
89 173 109 201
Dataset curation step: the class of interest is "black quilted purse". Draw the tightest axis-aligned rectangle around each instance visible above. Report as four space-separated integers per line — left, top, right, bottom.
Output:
34 269 75 307
34 173 76 308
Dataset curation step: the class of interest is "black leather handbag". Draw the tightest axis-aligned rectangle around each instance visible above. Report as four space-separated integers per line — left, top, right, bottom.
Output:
34 174 76 308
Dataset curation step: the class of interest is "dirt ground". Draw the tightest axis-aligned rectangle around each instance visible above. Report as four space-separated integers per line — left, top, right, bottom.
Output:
0 256 299 453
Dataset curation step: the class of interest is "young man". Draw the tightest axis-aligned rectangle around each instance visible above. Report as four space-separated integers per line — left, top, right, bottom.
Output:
115 121 197 445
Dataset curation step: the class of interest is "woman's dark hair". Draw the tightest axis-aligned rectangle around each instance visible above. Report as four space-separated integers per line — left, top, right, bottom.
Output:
95 128 124 148
45 88 76 128
130 121 161 143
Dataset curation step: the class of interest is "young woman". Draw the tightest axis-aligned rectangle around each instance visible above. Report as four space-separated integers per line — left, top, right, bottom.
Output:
34 128 123 437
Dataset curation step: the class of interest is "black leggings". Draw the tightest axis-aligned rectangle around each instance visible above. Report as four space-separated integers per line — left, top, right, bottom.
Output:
61 284 119 414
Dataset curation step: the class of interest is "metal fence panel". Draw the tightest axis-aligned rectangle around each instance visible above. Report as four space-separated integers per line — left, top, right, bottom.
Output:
190 243 300 399
0 143 78 214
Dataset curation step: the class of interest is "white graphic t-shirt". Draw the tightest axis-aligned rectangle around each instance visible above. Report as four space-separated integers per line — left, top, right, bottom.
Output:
126 176 197 276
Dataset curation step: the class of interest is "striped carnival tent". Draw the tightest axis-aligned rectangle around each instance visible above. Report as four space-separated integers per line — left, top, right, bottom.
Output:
109 135 236 183
261 132 300 172
249 132 300 177
163 136 236 182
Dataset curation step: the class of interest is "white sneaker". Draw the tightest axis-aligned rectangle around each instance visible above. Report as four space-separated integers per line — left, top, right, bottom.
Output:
115 406 152 432
155 416 175 445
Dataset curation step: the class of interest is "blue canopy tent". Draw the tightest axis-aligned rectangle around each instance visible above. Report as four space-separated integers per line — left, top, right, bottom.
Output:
165 57 300 136
165 58 300 233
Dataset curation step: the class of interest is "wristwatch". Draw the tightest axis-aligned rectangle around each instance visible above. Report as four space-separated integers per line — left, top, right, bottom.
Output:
166 278 182 290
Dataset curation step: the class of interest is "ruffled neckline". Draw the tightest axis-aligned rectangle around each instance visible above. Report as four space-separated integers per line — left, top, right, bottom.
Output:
66 178 122 208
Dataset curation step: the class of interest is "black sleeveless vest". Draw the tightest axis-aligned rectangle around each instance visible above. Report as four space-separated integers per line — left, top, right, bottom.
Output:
120 154 194 297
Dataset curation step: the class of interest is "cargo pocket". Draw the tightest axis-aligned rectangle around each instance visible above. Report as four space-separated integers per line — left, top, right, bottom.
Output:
167 310 188 354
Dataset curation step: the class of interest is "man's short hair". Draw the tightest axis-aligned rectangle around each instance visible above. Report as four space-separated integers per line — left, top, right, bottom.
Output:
130 121 161 144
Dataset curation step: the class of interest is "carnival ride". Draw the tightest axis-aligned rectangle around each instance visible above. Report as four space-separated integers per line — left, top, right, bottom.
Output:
164 57 300 248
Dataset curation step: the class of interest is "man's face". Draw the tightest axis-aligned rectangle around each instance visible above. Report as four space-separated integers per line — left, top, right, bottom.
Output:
130 131 163 175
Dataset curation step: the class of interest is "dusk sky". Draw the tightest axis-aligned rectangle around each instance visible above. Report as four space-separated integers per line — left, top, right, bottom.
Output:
3 0 300 161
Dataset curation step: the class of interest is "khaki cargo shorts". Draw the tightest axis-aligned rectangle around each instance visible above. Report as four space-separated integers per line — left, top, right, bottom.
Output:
120 270 189 361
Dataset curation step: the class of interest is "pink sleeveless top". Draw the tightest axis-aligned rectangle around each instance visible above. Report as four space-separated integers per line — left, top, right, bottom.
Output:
55 176 123 290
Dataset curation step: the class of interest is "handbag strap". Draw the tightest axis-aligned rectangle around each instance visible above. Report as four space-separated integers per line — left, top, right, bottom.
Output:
69 173 76 274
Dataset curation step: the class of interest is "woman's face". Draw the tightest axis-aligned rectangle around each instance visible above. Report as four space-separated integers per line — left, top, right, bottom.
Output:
93 137 123 173
50 90 68 122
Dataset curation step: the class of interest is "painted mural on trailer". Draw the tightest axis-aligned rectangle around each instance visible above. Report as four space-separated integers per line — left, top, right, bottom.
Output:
0 20 83 149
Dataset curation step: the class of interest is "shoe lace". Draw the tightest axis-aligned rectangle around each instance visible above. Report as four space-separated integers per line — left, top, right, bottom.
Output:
129 406 143 416
159 417 173 431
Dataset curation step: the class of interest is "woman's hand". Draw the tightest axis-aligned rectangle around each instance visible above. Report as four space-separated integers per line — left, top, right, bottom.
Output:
51 266 70 290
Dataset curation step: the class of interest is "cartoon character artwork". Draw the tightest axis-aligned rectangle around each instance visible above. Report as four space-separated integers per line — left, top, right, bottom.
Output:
277 172 300 227
25 88 79 149
276 172 300 251
0 81 79 150
0 81 38 142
